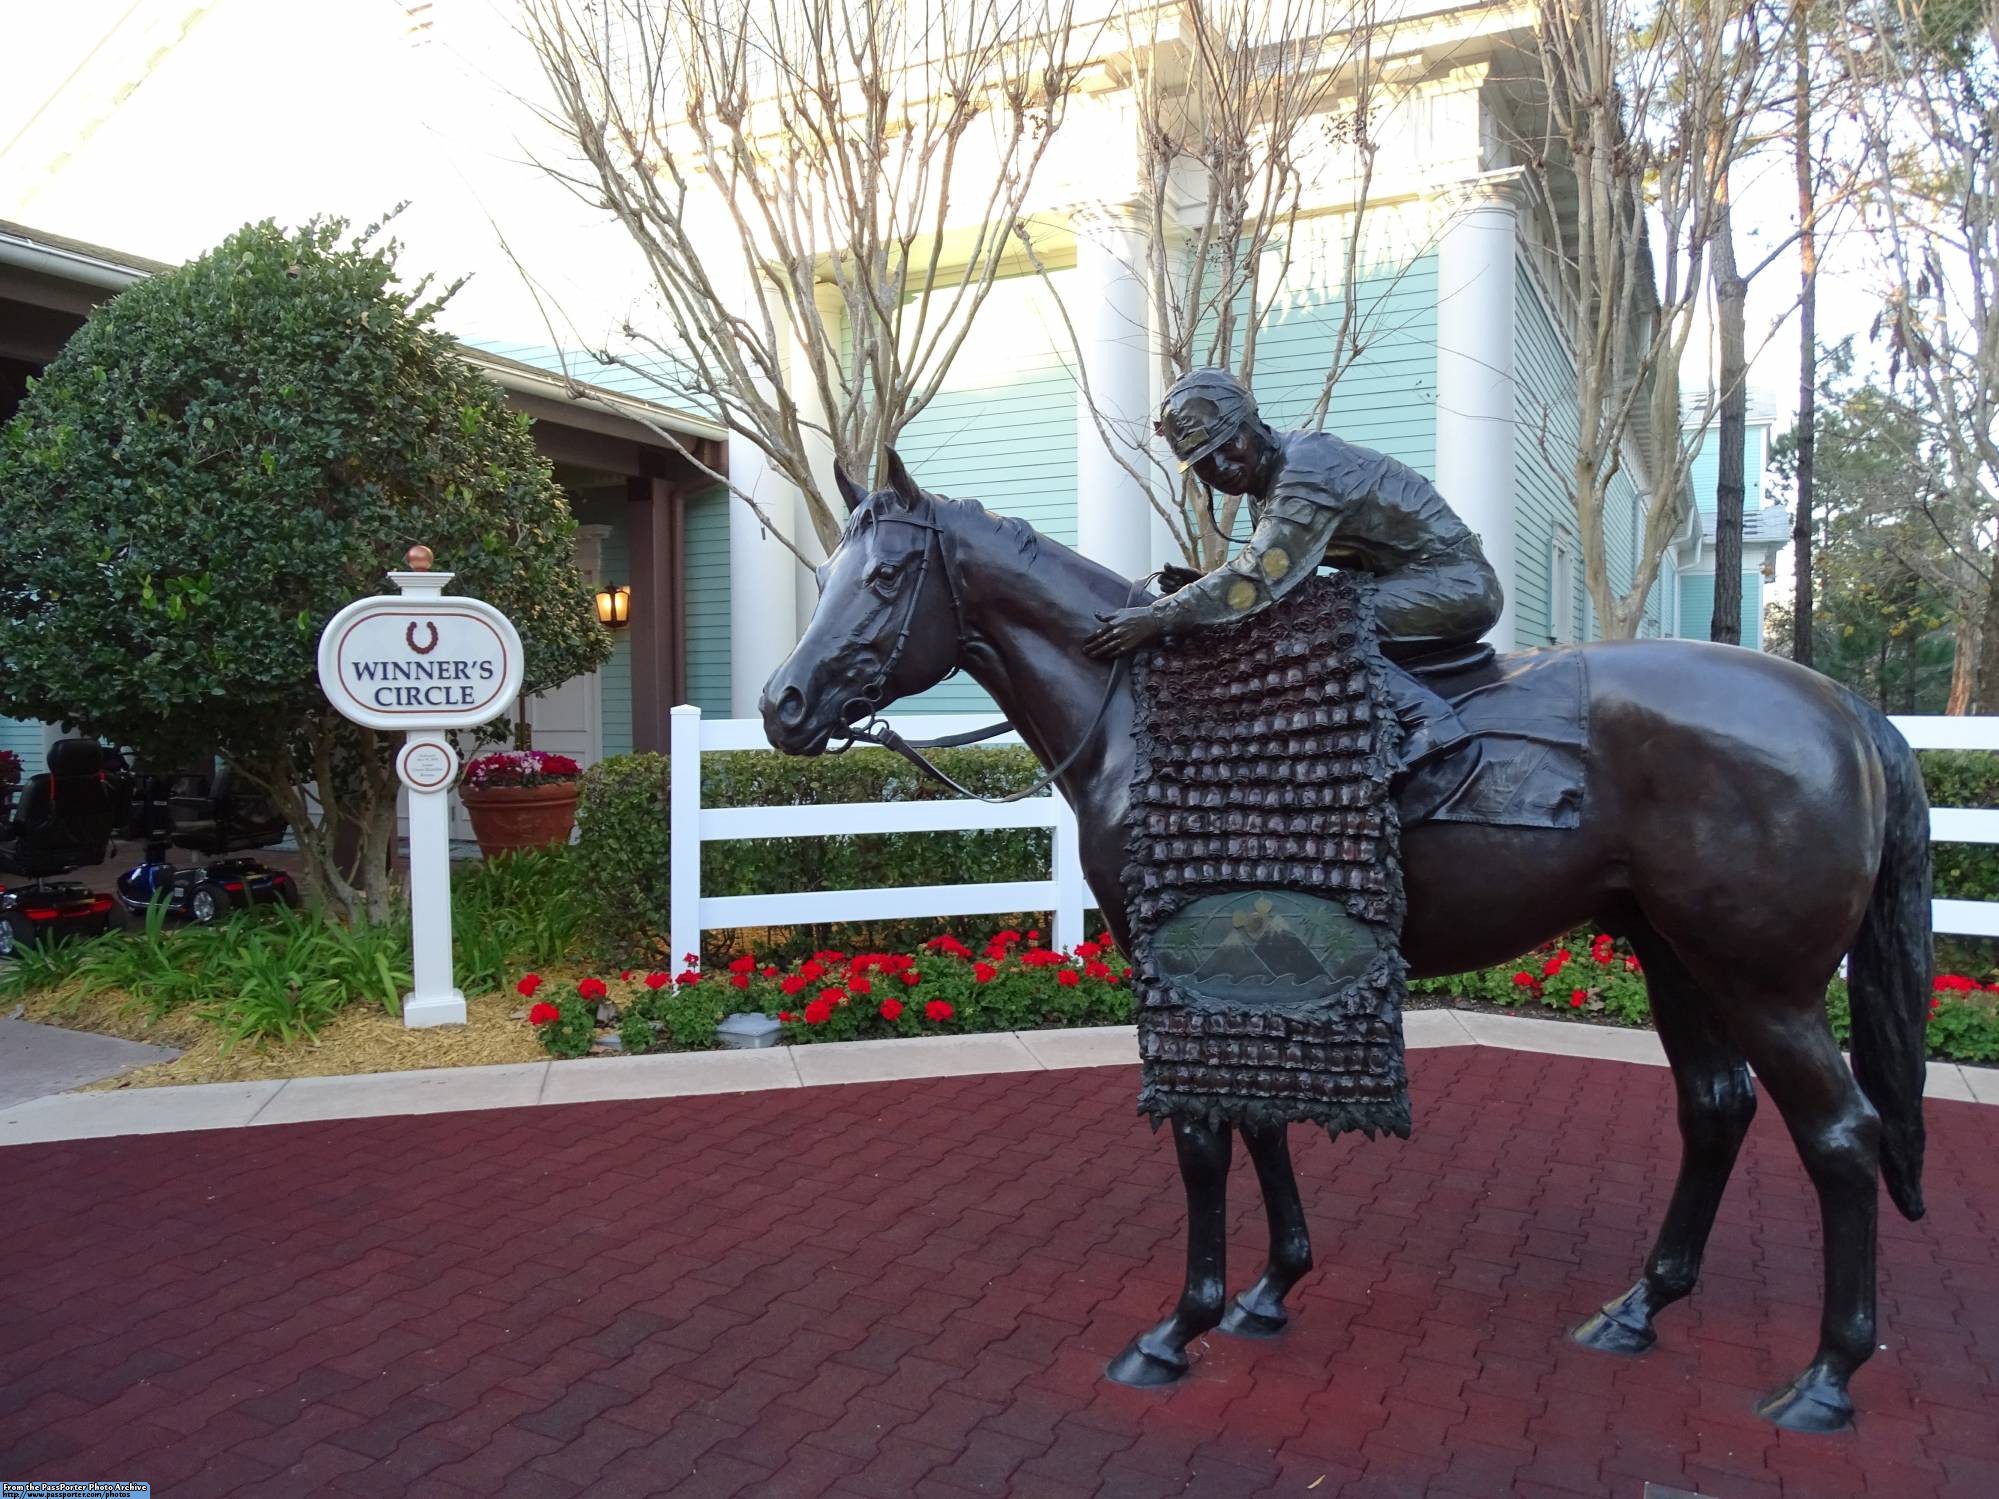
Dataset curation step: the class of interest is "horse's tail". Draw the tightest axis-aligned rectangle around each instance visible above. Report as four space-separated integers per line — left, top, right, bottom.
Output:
1848 698 1932 1223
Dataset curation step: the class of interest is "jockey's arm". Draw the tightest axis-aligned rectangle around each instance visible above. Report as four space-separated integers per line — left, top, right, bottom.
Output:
1151 495 1340 632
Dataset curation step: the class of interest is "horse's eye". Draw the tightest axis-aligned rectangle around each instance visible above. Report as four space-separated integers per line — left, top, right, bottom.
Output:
865 560 903 593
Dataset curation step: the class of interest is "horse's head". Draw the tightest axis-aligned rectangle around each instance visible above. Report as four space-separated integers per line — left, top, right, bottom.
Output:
759 450 964 755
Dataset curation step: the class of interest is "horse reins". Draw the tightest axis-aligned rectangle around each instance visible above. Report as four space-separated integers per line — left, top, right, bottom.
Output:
827 504 1153 805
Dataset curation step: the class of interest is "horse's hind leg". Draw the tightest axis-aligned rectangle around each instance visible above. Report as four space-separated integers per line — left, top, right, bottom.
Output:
1106 1118 1232 1387
1722 999 1882 1433
1574 932 1755 1356
1218 1123 1313 1337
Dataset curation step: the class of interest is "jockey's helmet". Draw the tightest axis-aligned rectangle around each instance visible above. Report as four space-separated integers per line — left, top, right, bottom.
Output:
1157 367 1259 472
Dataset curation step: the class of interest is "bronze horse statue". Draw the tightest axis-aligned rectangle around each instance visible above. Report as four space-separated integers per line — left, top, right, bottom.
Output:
758 456 1931 1434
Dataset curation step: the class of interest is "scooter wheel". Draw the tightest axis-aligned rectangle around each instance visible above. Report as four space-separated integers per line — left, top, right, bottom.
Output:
0 914 23 958
188 880 228 926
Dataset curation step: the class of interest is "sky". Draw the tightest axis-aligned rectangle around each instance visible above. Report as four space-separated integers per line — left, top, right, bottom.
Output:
0 0 649 349
1 0 1888 466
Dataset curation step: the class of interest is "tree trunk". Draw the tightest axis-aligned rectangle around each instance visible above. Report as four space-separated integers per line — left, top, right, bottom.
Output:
1791 22 1817 667
1978 565 1999 715
1710 172 1747 646
1949 612 1978 714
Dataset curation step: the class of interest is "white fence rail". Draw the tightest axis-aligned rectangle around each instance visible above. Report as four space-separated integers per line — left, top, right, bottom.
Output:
663 709 1999 958
667 706 1085 967
1892 715 1999 938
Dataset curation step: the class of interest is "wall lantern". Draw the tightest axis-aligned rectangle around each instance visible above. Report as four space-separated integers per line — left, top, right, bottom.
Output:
594 583 632 628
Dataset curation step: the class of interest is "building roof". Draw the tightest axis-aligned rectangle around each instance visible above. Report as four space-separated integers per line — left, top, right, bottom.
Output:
0 219 721 443
1682 388 1779 428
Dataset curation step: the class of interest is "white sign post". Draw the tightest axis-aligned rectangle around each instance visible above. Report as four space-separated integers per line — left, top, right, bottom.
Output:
317 546 524 1027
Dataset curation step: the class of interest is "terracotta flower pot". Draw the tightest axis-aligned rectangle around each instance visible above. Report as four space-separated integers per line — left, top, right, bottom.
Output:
459 780 580 855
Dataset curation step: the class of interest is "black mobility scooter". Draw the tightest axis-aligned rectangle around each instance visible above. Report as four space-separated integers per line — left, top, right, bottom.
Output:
0 739 117 956
114 756 298 924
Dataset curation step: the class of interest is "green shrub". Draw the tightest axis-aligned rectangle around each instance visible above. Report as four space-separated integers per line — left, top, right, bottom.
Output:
452 847 591 993
574 753 674 959
30 901 412 1050
4 849 573 1048
0 215 607 924
1415 928 1999 1067
619 980 725 1051
574 746 1056 960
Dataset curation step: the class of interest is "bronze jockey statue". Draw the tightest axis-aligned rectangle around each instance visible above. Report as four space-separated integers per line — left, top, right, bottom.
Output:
1082 366 1502 778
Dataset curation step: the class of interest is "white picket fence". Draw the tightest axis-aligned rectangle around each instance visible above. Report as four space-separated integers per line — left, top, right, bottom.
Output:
663 706 1999 960
667 706 1086 967
1890 715 1999 938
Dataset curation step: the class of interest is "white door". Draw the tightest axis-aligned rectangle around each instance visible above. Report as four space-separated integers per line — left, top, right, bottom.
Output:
525 522 610 771
525 667 603 769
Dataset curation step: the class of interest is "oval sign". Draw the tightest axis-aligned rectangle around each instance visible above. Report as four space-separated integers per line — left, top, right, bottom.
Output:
318 595 524 732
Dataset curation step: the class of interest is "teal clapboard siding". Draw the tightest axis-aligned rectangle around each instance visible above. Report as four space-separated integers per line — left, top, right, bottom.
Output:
891 269 1079 714
682 484 733 715
1513 265 1664 642
1245 225 1439 478
1514 264 1578 645
1685 421 1767 517
1 717 45 767
1677 572 1762 646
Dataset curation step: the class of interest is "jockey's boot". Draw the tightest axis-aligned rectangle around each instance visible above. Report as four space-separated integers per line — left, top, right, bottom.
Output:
1384 664 1479 824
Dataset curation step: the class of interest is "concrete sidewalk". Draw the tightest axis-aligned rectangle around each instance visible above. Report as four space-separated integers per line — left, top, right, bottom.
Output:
0 1015 179 1109
3 1008 1991 1146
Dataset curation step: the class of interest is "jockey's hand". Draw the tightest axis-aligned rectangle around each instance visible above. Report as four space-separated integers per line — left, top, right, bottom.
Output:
1157 564 1204 596
1084 606 1168 659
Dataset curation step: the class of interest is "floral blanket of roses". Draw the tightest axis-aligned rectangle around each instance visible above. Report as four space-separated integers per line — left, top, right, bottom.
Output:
513 926 1999 1067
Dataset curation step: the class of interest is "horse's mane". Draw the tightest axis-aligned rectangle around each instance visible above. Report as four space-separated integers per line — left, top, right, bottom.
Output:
843 486 1042 564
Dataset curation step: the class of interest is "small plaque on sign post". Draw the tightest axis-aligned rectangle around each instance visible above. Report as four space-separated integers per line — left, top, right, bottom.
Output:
317 550 522 1028
396 737 458 794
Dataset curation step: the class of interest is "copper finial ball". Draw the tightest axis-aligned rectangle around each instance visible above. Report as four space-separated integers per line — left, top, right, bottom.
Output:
406 544 434 572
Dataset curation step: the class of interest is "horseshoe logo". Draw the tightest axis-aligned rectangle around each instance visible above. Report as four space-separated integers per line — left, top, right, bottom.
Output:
406 621 439 655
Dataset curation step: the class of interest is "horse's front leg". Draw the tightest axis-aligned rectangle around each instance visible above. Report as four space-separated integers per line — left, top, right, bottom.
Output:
1218 1123 1312 1336
1107 1118 1232 1386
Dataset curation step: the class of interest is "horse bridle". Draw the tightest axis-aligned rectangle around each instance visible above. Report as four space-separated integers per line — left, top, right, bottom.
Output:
826 500 1149 805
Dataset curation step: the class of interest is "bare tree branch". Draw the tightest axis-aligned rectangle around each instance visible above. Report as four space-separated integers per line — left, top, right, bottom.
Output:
520 0 1084 554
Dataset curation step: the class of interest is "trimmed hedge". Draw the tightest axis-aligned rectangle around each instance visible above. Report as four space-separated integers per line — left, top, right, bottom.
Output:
573 745 1999 973
574 747 1055 961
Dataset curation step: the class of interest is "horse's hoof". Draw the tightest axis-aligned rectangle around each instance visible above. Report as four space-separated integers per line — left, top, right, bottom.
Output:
1757 1374 1854 1433
1570 1306 1657 1356
1106 1341 1189 1388
1218 1295 1288 1339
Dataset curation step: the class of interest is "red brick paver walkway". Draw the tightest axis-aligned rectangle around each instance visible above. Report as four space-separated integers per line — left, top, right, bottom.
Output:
4 1047 1996 1498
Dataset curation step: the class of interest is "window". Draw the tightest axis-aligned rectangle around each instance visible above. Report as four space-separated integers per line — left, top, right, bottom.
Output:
1550 530 1577 644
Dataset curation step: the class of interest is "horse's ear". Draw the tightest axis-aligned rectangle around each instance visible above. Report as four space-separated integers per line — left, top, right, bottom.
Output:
884 447 922 507
834 463 869 514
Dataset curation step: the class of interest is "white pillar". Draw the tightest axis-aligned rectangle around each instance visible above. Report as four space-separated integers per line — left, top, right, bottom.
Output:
789 281 841 637
1073 207 1155 584
728 445 801 717
727 277 803 717
1434 174 1522 650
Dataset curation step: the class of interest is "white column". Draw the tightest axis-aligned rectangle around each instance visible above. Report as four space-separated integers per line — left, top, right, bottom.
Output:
789 281 842 637
389 567 465 1029
1434 174 1522 650
1073 207 1155 584
668 705 702 971
728 277 803 717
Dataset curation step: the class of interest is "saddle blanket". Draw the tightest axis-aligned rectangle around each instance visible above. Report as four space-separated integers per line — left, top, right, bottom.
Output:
1410 647 1589 831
